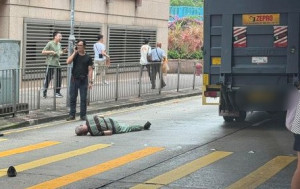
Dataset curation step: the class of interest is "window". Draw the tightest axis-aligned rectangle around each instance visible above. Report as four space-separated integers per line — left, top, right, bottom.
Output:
24 19 101 71
108 26 157 65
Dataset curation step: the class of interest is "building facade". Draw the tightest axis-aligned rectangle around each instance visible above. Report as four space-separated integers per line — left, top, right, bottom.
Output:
0 0 170 68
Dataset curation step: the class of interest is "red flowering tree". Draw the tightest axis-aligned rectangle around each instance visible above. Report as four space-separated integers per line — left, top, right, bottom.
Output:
168 17 203 59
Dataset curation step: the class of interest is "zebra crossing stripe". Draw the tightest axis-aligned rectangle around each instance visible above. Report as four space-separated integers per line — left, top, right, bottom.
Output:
27 147 164 189
131 151 232 189
0 139 7 142
0 143 111 177
0 141 60 158
226 156 297 189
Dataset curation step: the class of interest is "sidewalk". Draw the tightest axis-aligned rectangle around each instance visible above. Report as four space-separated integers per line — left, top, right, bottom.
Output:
0 89 201 131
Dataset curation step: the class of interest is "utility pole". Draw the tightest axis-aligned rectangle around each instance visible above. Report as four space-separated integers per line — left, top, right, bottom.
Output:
66 0 75 106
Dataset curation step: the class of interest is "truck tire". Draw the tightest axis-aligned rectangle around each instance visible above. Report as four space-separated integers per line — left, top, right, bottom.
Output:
223 116 234 122
235 111 247 122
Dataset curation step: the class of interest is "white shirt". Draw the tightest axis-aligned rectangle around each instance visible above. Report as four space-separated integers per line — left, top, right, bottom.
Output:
93 42 106 61
140 44 151 65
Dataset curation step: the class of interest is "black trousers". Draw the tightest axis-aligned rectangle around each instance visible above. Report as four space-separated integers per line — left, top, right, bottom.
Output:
150 62 165 88
43 66 62 93
140 65 151 80
69 76 88 118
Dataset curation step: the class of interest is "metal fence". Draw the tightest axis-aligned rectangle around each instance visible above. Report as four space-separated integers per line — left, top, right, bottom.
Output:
0 61 202 116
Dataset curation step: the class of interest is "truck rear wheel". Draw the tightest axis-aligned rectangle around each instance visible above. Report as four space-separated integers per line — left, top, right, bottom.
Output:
235 111 247 122
223 116 234 122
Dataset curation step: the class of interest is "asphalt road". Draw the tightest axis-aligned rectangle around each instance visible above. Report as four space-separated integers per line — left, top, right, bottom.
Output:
0 96 296 189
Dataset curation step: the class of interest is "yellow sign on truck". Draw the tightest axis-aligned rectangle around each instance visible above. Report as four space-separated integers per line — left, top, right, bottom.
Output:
242 14 280 25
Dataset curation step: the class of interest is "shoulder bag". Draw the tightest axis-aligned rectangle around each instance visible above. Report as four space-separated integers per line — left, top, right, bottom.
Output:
147 45 152 62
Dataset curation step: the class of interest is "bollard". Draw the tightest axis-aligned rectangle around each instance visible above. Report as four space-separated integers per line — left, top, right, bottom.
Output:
12 70 16 117
193 62 196 90
115 64 119 101
195 62 202 76
177 60 180 92
53 68 57 111
138 65 142 97
159 63 162 95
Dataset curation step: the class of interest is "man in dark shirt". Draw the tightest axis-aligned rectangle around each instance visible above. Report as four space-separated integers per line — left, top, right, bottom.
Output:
66 39 93 121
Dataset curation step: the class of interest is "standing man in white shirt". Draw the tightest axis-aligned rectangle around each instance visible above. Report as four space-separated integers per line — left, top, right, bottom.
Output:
140 38 151 82
93 34 110 85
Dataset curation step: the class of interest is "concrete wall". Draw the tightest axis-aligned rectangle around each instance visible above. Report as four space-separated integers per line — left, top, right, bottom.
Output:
0 0 169 51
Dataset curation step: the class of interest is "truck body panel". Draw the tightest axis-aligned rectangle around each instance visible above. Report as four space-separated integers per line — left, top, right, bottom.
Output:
203 0 300 119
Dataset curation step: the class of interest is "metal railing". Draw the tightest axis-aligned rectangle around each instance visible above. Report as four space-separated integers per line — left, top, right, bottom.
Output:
0 61 202 116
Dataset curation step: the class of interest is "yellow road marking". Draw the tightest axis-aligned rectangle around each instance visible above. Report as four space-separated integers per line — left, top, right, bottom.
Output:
27 147 164 189
131 151 232 189
0 139 7 142
0 143 110 177
226 156 297 189
0 141 60 158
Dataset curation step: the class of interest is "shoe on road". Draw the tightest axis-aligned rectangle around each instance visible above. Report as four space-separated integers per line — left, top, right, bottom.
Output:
144 121 151 130
66 116 75 121
55 93 63 98
7 166 17 177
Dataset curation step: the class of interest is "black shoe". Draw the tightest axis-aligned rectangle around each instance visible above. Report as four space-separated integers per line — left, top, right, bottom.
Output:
66 116 75 121
0 133 3 137
7 166 17 177
43 91 47 98
80 116 86 121
161 83 166 88
144 121 151 130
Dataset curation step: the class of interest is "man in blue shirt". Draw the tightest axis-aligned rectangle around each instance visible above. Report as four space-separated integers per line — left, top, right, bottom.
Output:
150 43 166 89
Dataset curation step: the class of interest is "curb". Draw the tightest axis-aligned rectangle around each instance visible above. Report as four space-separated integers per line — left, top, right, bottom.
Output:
0 91 201 132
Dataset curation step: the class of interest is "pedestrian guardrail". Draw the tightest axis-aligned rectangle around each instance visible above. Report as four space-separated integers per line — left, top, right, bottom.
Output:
0 61 202 116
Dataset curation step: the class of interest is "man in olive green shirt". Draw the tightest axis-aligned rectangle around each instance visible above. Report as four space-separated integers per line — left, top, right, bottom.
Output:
42 31 67 98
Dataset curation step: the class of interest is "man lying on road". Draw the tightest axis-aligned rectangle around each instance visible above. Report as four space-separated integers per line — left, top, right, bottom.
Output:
75 114 151 136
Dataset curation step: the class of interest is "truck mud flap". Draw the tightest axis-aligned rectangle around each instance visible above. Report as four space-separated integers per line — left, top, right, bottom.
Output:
220 85 239 112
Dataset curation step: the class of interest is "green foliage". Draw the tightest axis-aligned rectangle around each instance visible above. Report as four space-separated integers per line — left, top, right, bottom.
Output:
170 0 203 7
168 50 203 60
189 51 203 59
168 50 181 59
